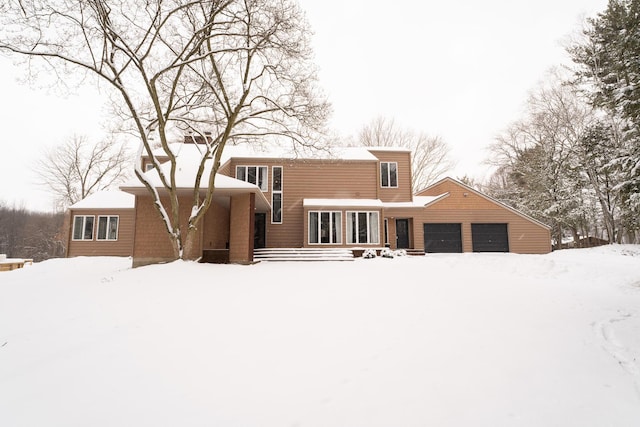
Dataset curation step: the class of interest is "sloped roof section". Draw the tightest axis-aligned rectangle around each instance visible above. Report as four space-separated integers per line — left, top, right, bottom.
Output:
383 193 450 209
417 177 552 230
69 190 135 209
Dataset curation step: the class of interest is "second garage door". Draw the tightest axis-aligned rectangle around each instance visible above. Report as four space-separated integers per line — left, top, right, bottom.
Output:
423 223 462 253
471 223 509 252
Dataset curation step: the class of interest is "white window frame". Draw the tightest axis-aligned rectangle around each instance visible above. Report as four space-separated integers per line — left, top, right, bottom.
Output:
380 162 398 188
72 215 95 241
308 211 342 244
96 215 119 241
236 165 268 191
271 166 283 224
346 211 380 244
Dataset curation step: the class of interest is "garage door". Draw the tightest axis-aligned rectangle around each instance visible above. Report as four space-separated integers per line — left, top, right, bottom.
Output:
471 223 509 252
423 223 462 253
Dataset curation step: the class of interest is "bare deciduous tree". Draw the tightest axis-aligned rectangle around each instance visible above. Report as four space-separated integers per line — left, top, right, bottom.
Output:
0 0 329 260
34 135 130 209
357 117 455 191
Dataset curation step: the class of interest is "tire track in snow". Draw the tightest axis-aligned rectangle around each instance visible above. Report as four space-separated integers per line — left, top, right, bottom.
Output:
593 312 640 397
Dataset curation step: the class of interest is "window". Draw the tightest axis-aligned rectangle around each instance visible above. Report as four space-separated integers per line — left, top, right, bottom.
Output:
236 166 268 191
145 162 155 171
72 215 95 241
272 166 283 223
97 216 119 241
380 162 398 188
309 211 342 244
346 211 380 244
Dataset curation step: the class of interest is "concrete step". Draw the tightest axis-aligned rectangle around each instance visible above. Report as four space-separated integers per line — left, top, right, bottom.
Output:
254 248 354 262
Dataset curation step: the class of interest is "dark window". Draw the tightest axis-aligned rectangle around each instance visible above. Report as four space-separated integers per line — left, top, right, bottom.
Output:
309 211 342 244
380 162 398 188
97 216 119 241
272 166 283 223
236 166 268 191
72 215 95 241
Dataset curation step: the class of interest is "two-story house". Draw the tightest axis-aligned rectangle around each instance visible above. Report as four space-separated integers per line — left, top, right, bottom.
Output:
65 140 551 265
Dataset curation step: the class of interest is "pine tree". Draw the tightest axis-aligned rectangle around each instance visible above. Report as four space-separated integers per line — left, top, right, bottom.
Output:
569 0 640 227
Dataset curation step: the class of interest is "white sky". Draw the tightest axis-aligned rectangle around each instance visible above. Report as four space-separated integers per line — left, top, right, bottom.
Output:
0 0 608 212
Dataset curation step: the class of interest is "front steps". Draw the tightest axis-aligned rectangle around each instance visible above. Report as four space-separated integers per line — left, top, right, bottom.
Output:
253 248 354 262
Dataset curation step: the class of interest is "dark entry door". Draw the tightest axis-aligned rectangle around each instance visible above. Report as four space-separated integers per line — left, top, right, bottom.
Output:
423 223 462 253
254 213 266 249
396 219 410 248
471 223 509 252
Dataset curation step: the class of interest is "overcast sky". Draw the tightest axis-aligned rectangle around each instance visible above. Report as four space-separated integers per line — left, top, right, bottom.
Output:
0 0 608 212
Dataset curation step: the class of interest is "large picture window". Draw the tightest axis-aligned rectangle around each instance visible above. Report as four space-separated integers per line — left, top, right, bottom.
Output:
97 216 119 241
309 211 342 244
346 211 380 244
236 166 268 191
72 215 95 241
380 162 398 188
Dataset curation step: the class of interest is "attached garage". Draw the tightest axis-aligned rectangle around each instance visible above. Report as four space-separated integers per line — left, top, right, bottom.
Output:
471 223 509 252
424 223 462 253
415 178 552 254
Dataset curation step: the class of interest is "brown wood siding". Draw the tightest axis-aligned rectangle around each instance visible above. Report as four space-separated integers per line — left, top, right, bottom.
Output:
229 193 253 263
223 158 380 248
132 195 204 266
415 179 551 254
67 208 135 257
367 150 413 202
202 201 230 250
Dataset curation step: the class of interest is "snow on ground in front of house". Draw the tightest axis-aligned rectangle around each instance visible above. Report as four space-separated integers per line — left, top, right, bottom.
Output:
1 246 640 427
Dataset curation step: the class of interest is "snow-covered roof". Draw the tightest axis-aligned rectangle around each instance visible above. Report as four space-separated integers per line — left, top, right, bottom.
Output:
122 152 260 191
383 194 450 208
364 146 412 153
69 190 135 209
219 145 379 162
145 142 382 164
303 198 384 208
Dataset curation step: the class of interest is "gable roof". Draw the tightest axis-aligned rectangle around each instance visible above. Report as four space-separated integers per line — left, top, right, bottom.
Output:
417 177 552 230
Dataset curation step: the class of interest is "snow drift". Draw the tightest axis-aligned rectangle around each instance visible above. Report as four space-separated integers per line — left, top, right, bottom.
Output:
1 246 639 426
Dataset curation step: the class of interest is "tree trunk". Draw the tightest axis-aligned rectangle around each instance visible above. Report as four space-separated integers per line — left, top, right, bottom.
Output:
182 226 201 261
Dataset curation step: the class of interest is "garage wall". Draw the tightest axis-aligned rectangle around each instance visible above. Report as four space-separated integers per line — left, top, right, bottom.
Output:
416 178 552 254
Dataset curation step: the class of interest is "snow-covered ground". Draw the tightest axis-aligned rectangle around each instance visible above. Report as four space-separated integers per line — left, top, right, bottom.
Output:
1 246 639 427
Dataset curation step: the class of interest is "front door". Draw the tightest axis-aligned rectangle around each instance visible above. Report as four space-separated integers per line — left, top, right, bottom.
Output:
396 219 410 248
254 213 266 249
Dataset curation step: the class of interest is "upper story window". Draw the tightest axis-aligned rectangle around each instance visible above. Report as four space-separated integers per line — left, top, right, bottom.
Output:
72 215 94 241
272 166 283 224
97 216 119 241
380 162 398 188
236 166 268 191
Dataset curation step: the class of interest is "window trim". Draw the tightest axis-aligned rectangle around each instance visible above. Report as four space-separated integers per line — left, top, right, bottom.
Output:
72 215 95 241
308 210 342 245
236 165 268 191
346 211 380 245
380 161 398 188
96 215 120 241
271 166 283 224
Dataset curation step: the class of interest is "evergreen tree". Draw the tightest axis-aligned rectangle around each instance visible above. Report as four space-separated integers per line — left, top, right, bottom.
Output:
569 0 640 223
